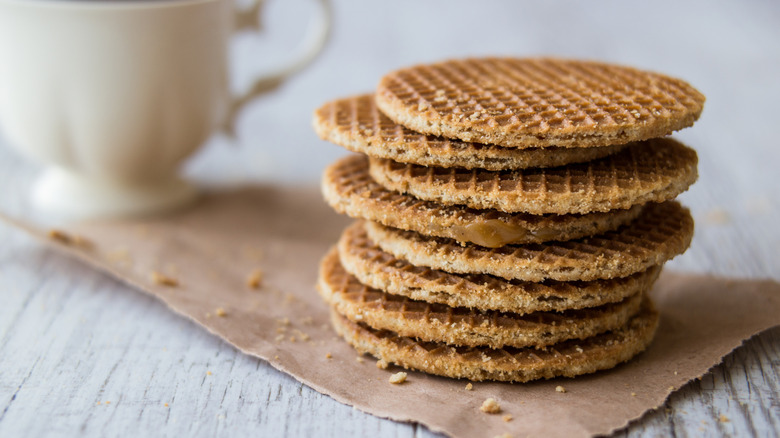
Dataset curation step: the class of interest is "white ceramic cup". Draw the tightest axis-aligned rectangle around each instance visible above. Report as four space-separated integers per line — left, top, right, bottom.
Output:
0 0 330 218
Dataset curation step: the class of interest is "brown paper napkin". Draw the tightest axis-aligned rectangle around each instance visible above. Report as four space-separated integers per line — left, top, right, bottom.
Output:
2 185 779 438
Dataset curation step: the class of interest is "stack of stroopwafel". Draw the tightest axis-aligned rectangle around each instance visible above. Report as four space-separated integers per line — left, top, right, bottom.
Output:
314 58 703 382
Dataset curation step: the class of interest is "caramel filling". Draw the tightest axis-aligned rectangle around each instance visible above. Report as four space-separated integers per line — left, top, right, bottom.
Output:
450 220 534 248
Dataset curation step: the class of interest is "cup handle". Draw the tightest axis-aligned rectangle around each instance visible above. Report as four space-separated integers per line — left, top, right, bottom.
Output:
223 0 332 135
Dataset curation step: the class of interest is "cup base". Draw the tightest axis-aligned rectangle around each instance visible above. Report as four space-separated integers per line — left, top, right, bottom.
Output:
32 168 199 220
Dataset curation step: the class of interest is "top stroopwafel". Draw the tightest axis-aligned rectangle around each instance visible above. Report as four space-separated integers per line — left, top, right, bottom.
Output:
376 57 705 148
368 137 698 215
314 94 625 170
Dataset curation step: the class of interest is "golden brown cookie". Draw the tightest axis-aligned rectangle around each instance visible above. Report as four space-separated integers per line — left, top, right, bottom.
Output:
361 201 694 282
330 298 659 382
368 138 698 215
313 94 625 170
337 222 662 313
376 57 704 148
322 154 644 247
319 249 645 349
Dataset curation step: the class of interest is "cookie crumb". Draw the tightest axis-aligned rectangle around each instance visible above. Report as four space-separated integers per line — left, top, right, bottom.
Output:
674 371 678 375
325 352 332 359
555 385 566 393
389 372 407 384
215 308 227 317
465 383 473 391
246 269 263 289
668 386 675 391
631 392 637 397
47 229 72 244
719 414 730 423
105 401 111 405
493 434 512 438
274 355 279 360
502 414 513 422
206 371 212 376
356 356 365 363
164 403 169 407
376 359 389 370
151 271 178 287
480 398 501 414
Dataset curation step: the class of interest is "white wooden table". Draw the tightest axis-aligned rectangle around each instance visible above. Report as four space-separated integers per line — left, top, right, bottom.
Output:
1 1 778 436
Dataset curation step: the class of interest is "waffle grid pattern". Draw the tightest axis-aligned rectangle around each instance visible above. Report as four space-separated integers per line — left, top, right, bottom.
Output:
314 94 626 170
368 138 698 214
319 249 644 349
338 220 662 313
332 301 659 382
323 154 644 246
376 58 705 148
363 201 694 282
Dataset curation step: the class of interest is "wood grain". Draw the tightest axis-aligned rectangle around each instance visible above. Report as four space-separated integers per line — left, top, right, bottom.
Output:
1 0 779 436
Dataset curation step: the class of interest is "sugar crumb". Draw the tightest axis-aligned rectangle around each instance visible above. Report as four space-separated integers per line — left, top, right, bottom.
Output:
246 269 263 289
555 385 566 393
480 398 501 414
389 372 407 384
151 271 178 287
47 229 72 244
